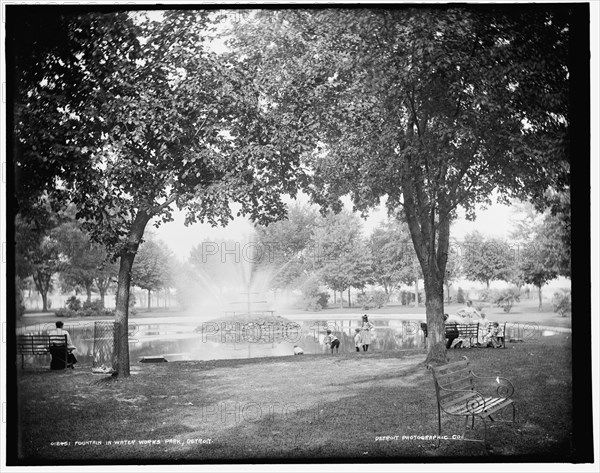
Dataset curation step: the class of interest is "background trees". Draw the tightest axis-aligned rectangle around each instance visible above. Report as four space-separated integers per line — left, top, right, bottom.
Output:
15 215 62 312
311 211 372 308
253 203 320 294
131 238 174 310
462 231 514 290
369 221 416 299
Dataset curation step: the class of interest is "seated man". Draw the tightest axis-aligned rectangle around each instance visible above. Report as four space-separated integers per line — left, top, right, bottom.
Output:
48 321 78 369
444 314 460 349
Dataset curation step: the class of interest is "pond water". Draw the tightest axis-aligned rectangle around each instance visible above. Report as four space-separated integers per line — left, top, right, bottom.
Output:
19 318 545 365
20 318 426 364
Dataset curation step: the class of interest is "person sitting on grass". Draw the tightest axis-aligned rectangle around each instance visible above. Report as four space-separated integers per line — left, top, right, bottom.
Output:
482 322 503 348
354 327 363 352
324 330 340 354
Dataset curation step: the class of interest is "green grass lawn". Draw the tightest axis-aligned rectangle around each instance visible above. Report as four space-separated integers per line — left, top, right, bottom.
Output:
14 331 574 464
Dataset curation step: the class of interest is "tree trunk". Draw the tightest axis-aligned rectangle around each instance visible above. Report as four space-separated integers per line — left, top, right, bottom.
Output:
114 211 150 377
348 288 351 308
85 281 92 303
486 279 490 289
401 178 452 365
340 291 343 309
41 291 48 312
147 289 152 310
537 284 542 311
33 271 51 312
423 273 447 365
99 287 106 308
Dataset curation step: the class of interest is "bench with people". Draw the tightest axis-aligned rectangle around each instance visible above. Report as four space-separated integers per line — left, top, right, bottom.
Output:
421 300 506 349
17 321 78 370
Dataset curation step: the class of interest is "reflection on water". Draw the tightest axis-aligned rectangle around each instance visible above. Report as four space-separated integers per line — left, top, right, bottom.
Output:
20 318 427 364
19 319 551 364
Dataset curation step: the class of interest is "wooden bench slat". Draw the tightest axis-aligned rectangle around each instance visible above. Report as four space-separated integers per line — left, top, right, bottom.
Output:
439 390 479 405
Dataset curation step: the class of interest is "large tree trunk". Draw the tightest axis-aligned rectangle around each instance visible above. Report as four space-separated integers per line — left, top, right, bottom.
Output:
402 176 452 365
114 211 150 377
147 289 152 310
347 288 351 308
537 284 543 311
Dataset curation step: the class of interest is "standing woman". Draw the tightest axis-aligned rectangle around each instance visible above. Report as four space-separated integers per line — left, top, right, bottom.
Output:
360 314 375 352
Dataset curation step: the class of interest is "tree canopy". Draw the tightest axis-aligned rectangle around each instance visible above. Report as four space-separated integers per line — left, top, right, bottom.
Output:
10 9 312 375
229 6 573 362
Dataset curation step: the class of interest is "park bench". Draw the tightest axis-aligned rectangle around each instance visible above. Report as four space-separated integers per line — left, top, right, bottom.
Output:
17 334 71 369
429 357 516 446
421 322 479 348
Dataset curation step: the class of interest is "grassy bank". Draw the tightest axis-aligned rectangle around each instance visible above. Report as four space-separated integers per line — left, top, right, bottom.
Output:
15 332 574 464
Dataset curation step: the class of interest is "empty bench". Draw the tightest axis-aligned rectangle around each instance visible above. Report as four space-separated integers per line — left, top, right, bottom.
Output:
429 357 516 446
17 334 70 369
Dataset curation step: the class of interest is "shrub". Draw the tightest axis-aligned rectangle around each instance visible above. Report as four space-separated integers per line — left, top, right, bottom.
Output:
54 308 78 318
65 296 82 311
129 292 137 316
493 288 520 313
478 288 493 302
552 289 571 317
456 287 465 304
300 280 329 311
83 300 104 312
357 290 388 310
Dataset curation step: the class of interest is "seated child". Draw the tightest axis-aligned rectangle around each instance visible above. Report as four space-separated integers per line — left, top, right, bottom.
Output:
324 330 340 354
483 322 503 348
354 328 363 352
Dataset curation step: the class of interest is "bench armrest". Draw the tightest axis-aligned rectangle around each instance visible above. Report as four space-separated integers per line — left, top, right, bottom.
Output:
470 372 515 398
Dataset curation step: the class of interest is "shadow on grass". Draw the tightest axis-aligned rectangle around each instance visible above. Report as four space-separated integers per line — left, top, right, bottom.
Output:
13 334 573 464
